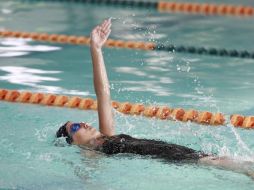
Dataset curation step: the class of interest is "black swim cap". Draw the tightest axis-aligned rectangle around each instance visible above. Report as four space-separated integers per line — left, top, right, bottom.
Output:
56 121 73 144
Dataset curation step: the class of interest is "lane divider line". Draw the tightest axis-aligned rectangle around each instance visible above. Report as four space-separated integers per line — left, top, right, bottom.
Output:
0 89 253 129
23 0 254 17
157 1 254 17
1 30 253 59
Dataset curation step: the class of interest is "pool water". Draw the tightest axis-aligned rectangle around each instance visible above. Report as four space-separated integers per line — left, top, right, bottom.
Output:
0 0 254 189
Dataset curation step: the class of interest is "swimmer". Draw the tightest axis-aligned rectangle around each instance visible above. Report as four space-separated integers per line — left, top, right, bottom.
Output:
56 19 254 180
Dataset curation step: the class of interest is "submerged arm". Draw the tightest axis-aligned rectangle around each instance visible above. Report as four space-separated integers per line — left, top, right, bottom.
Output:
90 19 115 136
199 156 254 180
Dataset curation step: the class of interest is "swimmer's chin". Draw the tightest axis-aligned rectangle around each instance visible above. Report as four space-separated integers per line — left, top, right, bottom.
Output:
77 138 103 150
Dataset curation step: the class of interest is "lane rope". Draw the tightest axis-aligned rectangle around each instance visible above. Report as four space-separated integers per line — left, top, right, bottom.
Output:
22 0 254 17
0 89 253 129
1 30 253 59
157 1 254 17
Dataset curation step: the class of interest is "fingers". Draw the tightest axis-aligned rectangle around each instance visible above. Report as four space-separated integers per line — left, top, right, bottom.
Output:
91 26 99 34
104 29 111 40
96 19 111 40
101 19 108 28
104 22 111 33
91 18 112 44
92 18 111 35
102 24 111 38
101 18 111 27
101 18 111 31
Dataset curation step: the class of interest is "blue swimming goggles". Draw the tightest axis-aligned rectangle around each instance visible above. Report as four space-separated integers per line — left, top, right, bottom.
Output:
70 123 81 136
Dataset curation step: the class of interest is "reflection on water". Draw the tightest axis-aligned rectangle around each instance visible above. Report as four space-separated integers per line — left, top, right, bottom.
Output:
0 66 90 96
115 66 146 76
121 80 172 97
0 66 60 86
114 66 174 96
0 51 29 57
0 37 61 57
1 8 12 14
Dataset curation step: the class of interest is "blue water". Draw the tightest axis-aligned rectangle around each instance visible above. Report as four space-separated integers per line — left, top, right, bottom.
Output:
0 0 254 189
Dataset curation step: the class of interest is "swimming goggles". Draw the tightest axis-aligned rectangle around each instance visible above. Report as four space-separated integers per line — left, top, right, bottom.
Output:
70 123 81 136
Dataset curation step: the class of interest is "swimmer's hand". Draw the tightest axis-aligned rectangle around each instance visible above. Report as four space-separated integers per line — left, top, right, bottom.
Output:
90 18 112 49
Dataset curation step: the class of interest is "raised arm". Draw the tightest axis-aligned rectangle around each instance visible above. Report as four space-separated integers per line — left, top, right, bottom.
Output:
90 19 115 137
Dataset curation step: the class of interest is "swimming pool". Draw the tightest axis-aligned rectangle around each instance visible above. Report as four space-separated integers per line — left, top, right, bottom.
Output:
0 0 254 189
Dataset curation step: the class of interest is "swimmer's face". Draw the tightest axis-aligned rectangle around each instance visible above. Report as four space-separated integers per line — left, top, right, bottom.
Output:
66 122 101 145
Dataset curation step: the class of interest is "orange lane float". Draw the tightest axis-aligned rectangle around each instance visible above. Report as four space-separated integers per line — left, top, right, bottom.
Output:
130 104 145 115
182 110 198 122
157 1 254 17
0 30 156 51
155 106 172 120
27 0 254 17
1 89 253 129
242 117 254 128
1 29 254 60
54 95 69 107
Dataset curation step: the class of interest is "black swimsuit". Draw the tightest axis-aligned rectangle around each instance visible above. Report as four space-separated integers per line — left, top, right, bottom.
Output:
96 134 208 163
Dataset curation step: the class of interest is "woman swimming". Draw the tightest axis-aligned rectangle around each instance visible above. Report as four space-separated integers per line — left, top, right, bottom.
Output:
56 19 254 179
